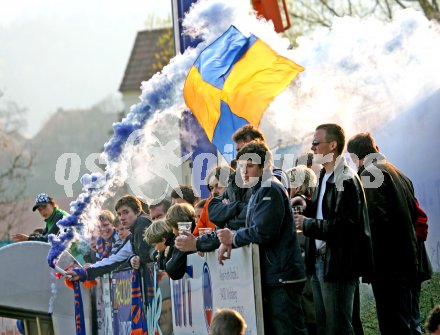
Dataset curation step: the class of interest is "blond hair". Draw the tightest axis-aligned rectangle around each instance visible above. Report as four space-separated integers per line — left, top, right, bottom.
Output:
165 203 195 231
287 165 317 197
143 219 172 244
99 210 115 225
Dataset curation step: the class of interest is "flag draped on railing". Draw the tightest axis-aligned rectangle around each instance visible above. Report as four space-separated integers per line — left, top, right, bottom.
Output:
73 281 86 335
131 269 148 335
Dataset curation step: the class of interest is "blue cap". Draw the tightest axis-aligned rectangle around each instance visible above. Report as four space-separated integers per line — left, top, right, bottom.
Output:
32 193 51 211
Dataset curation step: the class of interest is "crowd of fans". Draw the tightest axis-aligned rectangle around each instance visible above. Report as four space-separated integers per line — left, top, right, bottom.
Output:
11 123 435 335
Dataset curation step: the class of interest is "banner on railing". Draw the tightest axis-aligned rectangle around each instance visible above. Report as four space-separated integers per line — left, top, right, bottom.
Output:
171 245 262 335
111 270 132 335
107 265 173 335
96 247 262 335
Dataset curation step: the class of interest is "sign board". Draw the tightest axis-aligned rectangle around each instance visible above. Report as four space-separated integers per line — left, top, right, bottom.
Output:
171 245 263 335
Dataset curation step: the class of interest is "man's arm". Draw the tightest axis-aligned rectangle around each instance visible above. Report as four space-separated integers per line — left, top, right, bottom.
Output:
86 239 133 279
302 178 361 241
208 196 244 228
233 187 285 247
362 169 390 232
133 220 155 264
28 212 63 242
196 232 221 252
166 247 190 280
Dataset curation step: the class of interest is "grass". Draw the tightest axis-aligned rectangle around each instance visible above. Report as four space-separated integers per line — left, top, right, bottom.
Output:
360 272 440 334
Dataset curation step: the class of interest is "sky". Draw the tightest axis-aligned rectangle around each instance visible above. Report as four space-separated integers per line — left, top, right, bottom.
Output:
0 0 172 137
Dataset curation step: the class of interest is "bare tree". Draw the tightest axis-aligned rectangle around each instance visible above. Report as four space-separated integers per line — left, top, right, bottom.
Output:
0 94 33 240
286 0 439 40
417 0 440 21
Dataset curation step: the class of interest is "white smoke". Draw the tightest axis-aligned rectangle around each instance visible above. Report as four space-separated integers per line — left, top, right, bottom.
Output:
262 9 440 149
69 1 440 250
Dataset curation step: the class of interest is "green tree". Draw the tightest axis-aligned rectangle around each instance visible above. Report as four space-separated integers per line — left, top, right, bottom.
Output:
151 28 175 74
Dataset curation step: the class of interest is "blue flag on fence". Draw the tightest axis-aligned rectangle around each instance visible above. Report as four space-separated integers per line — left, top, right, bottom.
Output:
73 281 86 335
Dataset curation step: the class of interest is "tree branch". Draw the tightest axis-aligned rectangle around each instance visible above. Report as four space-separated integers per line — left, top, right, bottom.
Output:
348 0 353 16
393 0 408 9
319 0 342 17
383 0 394 19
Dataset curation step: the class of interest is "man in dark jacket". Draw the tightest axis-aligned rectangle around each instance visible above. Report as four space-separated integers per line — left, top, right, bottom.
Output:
217 141 307 335
294 124 374 335
175 124 288 253
347 133 423 335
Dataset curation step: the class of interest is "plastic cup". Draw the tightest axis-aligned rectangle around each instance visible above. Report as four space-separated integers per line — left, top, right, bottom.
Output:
198 227 213 236
292 205 304 215
293 206 304 233
178 222 192 235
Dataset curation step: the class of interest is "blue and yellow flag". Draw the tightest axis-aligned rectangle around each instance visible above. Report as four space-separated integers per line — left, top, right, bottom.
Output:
184 25 304 154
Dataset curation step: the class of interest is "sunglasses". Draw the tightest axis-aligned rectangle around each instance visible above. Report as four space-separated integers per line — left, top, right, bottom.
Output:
311 140 331 146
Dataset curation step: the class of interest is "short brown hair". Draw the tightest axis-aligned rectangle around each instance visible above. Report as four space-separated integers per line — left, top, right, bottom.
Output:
236 140 272 170
137 197 150 215
113 217 121 227
347 132 379 160
232 124 266 144
143 219 172 244
115 195 142 215
150 198 171 212
206 165 234 191
316 123 345 156
165 203 195 231
171 185 198 205
210 308 247 335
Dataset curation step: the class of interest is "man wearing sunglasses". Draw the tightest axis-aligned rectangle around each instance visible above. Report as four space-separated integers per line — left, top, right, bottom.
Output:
294 123 374 335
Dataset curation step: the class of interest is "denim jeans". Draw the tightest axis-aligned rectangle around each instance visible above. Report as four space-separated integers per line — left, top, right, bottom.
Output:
263 283 308 335
312 256 357 335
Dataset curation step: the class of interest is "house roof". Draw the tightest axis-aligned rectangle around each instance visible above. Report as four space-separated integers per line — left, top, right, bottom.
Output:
119 28 173 92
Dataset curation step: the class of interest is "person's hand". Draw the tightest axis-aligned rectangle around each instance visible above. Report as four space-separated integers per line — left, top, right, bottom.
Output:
294 215 305 231
217 243 232 265
164 246 170 257
83 263 92 269
222 198 230 205
65 270 80 281
291 196 307 208
12 233 29 242
175 231 197 252
217 228 233 245
130 255 140 269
